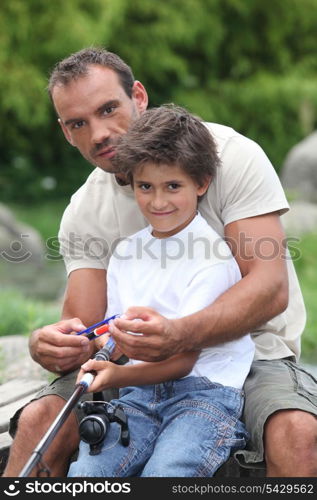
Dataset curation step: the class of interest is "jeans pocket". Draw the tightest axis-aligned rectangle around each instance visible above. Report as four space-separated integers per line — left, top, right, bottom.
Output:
223 417 249 450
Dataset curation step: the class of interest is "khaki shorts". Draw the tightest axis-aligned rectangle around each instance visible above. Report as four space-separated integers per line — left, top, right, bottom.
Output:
235 358 317 469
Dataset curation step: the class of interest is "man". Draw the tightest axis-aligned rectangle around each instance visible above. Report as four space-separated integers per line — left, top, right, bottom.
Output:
3 48 317 477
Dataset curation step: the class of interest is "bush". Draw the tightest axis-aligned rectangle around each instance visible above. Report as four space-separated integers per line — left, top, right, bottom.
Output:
173 73 317 172
1 0 317 201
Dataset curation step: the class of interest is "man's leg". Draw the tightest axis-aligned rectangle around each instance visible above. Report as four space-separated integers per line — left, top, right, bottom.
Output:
264 409 317 477
2 370 93 477
2 366 122 477
3 395 79 477
234 359 317 477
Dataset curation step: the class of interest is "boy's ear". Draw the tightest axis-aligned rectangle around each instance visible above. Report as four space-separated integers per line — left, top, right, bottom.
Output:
197 176 211 196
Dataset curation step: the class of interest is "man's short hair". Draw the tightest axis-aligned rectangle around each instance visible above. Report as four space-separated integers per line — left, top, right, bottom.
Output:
114 104 220 187
48 47 135 98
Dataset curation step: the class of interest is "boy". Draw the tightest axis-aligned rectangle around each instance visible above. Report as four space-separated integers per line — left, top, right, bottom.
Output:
69 104 255 477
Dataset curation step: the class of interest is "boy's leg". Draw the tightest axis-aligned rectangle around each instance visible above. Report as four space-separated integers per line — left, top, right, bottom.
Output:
235 359 317 477
3 370 118 477
141 378 247 477
68 386 160 477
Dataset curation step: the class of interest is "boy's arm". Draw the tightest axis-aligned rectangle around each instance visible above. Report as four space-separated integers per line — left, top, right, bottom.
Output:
77 350 199 393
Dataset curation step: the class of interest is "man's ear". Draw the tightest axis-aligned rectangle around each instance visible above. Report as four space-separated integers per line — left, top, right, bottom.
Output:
132 81 148 114
58 118 75 146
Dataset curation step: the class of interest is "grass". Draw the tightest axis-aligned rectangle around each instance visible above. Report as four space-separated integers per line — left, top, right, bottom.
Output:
0 288 61 336
0 200 66 335
1 200 316 362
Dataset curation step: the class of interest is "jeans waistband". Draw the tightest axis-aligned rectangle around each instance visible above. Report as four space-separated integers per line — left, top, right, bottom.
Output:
155 376 216 396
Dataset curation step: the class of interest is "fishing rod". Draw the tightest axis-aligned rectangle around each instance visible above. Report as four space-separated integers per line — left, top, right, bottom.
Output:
18 316 118 478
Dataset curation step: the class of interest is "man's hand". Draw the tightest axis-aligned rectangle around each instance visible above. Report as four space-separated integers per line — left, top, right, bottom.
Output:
29 318 95 374
109 307 185 362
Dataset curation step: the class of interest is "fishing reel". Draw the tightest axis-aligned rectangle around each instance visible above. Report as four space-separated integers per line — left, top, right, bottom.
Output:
78 400 130 455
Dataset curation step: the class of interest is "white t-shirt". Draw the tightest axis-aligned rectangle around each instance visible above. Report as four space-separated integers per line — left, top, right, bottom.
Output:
58 122 306 361
106 213 255 389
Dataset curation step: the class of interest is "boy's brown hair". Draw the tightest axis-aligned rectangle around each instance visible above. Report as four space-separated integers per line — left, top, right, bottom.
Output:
114 104 220 187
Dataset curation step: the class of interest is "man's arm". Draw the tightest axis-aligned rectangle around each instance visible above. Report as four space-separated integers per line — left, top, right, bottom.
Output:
110 213 289 361
29 269 107 373
61 269 107 324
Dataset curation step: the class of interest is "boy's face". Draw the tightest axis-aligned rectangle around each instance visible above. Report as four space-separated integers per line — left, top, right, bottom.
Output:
133 163 210 238
52 65 148 173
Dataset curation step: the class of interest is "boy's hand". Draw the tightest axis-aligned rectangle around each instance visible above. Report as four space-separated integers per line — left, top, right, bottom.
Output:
77 359 122 393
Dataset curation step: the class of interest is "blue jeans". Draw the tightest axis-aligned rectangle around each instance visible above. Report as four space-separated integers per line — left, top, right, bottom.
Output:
68 376 248 477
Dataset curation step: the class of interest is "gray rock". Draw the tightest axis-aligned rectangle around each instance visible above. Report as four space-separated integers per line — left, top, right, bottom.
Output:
282 201 317 236
0 335 49 383
0 203 45 265
280 131 317 203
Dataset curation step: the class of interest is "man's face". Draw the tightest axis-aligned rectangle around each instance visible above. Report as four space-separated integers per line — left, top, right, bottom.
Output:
52 65 148 173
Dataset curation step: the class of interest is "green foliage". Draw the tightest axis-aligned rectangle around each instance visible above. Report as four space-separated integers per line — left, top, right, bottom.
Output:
8 199 67 240
293 233 317 362
1 0 317 201
174 73 317 171
0 289 60 336
0 0 126 201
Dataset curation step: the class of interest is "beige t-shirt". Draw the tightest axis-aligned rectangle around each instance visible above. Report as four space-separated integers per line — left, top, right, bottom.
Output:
58 122 306 361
